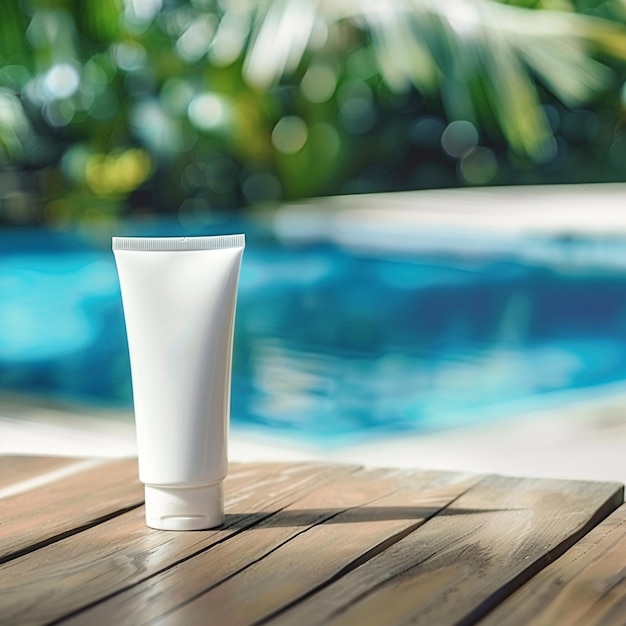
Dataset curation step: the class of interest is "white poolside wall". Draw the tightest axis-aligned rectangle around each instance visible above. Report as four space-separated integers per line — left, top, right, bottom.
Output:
3 183 626 483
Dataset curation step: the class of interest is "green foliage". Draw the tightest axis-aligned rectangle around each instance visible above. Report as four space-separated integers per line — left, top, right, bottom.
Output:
0 0 626 226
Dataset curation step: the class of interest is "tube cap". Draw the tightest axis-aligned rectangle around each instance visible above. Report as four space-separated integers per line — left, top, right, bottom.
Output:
144 483 224 531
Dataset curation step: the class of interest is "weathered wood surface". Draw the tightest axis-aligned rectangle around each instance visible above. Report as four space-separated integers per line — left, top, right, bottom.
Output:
0 457 143 564
0 455 623 626
0 461 357 626
478 503 626 626
222 475 623 626
71 467 481 626
0 455 76 490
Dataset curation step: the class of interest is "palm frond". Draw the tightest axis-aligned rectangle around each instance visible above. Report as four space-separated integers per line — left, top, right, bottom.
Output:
0 89 30 162
243 0 319 88
218 0 626 159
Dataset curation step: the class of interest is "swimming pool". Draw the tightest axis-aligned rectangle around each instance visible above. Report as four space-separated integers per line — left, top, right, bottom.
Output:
2 218 626 444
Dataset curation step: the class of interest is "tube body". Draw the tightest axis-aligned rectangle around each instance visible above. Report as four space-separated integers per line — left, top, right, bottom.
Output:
112 234 245 530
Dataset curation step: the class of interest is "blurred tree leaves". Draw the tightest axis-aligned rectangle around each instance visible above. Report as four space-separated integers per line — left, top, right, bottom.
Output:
0 0 626 226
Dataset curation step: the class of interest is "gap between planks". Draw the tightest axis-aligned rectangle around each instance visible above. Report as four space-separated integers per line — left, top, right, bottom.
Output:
73 468 482 626
0 461 364 626
258 477 623 626
3 457 622 626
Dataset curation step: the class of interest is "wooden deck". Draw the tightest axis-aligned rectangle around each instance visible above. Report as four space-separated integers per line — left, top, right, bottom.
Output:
1 456 625 625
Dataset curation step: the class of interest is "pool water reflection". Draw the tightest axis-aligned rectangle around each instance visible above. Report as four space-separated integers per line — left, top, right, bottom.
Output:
2 222 626 443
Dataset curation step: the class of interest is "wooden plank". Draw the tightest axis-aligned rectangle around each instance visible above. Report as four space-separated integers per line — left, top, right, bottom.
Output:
0 462 360 626
0 455 78 490
262 475 623 626
107 468 483 626
0 457 143 564
478 503 626 626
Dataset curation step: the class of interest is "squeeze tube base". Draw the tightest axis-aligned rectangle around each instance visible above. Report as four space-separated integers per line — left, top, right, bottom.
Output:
144 484 224 531
113 234 245 531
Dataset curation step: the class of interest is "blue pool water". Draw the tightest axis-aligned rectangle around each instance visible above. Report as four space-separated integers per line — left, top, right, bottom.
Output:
2 219 626 443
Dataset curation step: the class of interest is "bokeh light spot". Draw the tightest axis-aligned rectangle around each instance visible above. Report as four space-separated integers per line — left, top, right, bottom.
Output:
272 116 308 154
42 63 80 100
209 11 250 66
176 15 216 62
441 120 479 158
85 148 151 195
130 100 177 152
301 64 337 103
188 93 229 131
125 0 162 24
160 78 195 116
347 47 377 81
43 99 75 127
112 41 147 72
458 146 498 185
410 116 445 148
61 145 91 183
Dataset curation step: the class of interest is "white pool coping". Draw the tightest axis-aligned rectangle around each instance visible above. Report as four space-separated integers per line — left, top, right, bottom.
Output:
275 183 626 240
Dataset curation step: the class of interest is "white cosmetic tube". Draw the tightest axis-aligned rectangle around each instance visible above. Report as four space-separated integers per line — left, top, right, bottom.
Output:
112 234 245 531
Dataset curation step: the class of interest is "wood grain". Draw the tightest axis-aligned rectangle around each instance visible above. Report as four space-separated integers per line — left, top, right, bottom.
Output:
0 455 77 490
478 503 626 626
0 457 142 564
134 468 482 626
2 456 623 626
264 475 623 626
0 462 358 626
